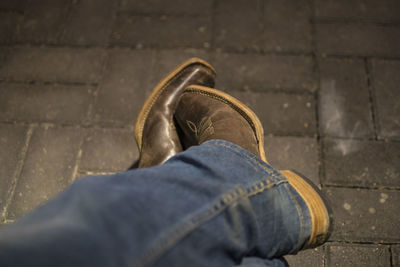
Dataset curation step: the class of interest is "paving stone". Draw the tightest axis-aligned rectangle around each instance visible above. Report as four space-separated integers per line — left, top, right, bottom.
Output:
0 124 27 212
7 125 82 220
0 83 94 123
0 47 107 83
264 136 320 185
111 15 211 48
79 127 138 172
229 91 316 136
16 0 70 44
152 49 211 85
315 0 400 22
319 58 374 138
263 0 312 52
393 245 400 267
316 23 400 57
371 59 400 140
60 0 117 46
328 244 390 267
0 12 22 44
323 138 400 188
284 246 325 267
119 0 213 15
324 187 400 242
212 53 316 92
94 49 154 125
214 0 263 52
0 0 27 12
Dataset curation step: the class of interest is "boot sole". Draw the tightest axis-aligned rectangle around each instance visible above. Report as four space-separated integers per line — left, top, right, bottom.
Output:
183 85 268 163
280 170 333 248
134 58 216 150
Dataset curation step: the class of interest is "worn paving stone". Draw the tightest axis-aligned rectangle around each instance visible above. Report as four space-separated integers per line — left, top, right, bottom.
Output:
111 15 211 48
319 58 374 138
315 0 400 22
94 49 154 125
229 91 316 136
60 0 117 46
263 0 312 53
7 125 82 220
79 127 138 172
284 246 325 267
371 59 400 140
0 47 107 83
212 53 316 92
316 23 400 57
328 244 390 267
323 138 400 188
151 49 211 85
119 0 213 15
0 12 22 44
214 0 262 52
264 136 320 185
324 187 400 243
16 0 70 44
0 83 94 123
393 245 400 267
0 0 27 12
0 124 27 212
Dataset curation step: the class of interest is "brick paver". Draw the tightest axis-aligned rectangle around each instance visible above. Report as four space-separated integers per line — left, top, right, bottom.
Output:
325 187 400 243
264 0 312 53
323 138 400 188
0 82 94 123
318 58 374 138
0 47 107 83
6 125 82 220
315 0 400 22
370 59 400 140
79 127 138 173
285 247 325 267
264 136 320 185
0 124 27 215
94 49 154 125
328 244 390 267
213 53 316 92
316 23 400 57
0 0 399 266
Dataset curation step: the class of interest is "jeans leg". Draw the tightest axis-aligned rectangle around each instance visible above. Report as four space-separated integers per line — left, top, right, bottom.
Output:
0 140 312 267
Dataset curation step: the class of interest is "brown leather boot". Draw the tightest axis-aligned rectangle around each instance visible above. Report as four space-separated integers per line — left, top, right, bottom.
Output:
174 85 333 250
134 58 216 168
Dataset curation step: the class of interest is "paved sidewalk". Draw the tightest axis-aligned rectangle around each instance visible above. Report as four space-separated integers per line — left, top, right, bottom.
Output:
0 0 399 266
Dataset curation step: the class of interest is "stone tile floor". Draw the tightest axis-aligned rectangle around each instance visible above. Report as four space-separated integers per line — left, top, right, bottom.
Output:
0 0 399 266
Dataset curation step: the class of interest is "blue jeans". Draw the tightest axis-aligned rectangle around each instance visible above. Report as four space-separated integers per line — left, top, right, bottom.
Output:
0 140 312 267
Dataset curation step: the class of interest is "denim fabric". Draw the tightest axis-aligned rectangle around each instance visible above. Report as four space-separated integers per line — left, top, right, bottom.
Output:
0 140 312 267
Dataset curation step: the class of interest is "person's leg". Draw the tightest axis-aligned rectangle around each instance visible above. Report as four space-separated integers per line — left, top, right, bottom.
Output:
0 140 311 267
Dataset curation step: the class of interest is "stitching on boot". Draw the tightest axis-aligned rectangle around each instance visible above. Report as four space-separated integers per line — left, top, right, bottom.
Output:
186 117 214 144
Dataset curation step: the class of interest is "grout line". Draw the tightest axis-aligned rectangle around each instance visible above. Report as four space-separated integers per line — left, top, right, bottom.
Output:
324 184 400 191
389 246 394 267
364 57 379 140
70 147 83 183
0 79 98 87
209 0 218 51
0 124 35 222
313 17 400 27
325 240 400 245
310 0 324 188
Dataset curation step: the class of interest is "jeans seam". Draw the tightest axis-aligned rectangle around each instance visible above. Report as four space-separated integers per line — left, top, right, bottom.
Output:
131 177 287 267
204 142 283 179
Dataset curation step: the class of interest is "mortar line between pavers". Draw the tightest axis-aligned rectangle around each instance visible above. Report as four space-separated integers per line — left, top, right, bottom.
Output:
389 245 394 267
364 58 379 140
70 143 83 183
208 0 217 51
320 134 400 143
326 240 400 245
310 0 324 188
313 17 400 27
0 124 35 222
0 79 98 87
324 184 400 191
